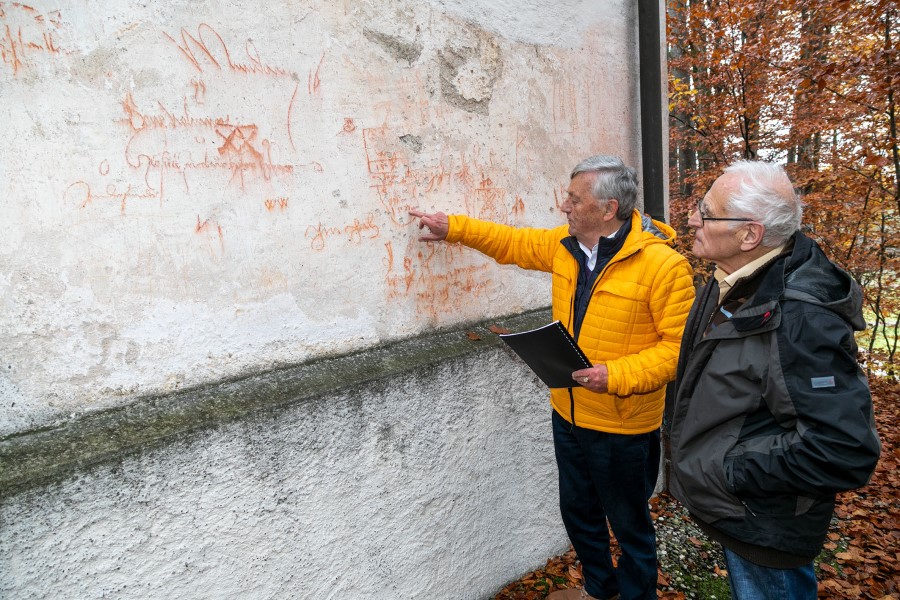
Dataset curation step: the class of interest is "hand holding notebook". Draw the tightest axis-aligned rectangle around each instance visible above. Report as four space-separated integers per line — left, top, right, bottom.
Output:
498 321 593 388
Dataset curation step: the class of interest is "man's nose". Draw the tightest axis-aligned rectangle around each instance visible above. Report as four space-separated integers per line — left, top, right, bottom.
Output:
687 208 702 228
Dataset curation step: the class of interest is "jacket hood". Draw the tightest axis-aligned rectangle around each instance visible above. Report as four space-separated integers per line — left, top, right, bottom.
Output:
779 233 865 330
640 212 677 244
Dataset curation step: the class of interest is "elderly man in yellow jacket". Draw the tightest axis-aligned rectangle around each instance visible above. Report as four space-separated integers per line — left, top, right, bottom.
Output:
410 155 694 600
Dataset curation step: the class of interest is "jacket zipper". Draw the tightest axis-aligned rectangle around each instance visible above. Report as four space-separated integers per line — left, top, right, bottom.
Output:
567 246 640 428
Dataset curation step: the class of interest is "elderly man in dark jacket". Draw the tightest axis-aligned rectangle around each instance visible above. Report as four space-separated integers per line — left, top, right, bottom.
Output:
667 160 881 600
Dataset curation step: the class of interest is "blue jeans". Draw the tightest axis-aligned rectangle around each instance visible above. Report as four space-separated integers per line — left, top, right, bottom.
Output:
552 410 659 600
724 548 817 600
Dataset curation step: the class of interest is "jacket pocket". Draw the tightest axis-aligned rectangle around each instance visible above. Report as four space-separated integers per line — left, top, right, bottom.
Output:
673 436 744 521
741 493 826 518
740 494 796 518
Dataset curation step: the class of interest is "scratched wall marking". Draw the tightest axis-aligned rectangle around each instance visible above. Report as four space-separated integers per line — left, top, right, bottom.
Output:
362 125 519 227
304 212 381 252
55 20 329 242
359 119 530 316
163 24 294 78
383 239 494 320
0 4 71 76
40 7 588 319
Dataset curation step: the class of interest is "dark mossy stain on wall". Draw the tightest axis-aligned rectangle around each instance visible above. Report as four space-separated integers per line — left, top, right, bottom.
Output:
0 309 550 499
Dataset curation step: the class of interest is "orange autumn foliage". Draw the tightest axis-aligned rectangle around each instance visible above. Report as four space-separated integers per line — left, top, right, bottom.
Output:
667 0 899 377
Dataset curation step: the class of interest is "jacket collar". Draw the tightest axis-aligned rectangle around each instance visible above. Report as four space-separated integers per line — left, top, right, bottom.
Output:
561 210 674 260
719 231 865 332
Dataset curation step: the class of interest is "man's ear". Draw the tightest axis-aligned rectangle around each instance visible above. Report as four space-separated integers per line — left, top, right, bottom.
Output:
603 199 619 221
740 222 766 250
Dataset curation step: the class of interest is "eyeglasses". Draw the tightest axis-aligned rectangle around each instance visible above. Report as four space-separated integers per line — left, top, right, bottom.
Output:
694 200 755 226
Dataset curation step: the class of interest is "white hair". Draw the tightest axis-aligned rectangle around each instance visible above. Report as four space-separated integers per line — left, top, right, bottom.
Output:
724 160 802 247
571 155 639 219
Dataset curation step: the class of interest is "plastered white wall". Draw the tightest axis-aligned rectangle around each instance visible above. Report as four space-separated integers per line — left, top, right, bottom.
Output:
1 2 652 597
0 348 566 600
0 0 641 435
0 0 640 435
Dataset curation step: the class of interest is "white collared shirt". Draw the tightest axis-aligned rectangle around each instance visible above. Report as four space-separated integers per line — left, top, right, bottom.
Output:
578 229 619 272
715 245 786 303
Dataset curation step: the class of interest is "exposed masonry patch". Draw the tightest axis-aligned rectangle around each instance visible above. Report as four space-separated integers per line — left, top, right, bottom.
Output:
399 134 423 153
438 30 503 116
363 27 423 66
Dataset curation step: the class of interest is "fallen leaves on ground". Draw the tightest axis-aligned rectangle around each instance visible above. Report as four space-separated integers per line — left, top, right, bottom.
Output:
494 378 900 599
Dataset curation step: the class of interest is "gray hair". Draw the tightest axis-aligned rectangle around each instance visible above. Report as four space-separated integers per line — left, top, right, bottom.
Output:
571 155 638 220
724 160 802 247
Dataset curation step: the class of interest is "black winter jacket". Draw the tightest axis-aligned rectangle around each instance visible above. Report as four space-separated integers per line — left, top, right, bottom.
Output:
667 232 881 565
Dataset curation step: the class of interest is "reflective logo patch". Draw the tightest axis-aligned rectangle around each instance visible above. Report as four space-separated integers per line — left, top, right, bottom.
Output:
810 376 836 389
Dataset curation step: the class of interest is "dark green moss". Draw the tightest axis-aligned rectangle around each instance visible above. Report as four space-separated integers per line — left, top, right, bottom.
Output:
0 309 551 498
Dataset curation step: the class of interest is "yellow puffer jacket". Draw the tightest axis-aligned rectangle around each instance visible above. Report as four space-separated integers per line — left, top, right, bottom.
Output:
446 210 695 434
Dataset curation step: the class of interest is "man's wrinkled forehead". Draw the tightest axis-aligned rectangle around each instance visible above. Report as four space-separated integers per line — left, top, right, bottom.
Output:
706 172 741 207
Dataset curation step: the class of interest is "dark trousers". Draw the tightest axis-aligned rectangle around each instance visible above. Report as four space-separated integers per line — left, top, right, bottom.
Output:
552 410 660 600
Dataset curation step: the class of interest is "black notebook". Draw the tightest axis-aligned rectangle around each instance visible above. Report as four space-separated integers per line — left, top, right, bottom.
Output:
498 320 592 388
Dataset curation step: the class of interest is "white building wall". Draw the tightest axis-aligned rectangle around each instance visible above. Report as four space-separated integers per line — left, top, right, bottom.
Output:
0 0 640 433
1 326 566 599
0 0 649 597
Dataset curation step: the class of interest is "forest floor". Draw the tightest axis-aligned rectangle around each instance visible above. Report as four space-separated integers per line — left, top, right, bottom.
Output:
493 378 900 600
